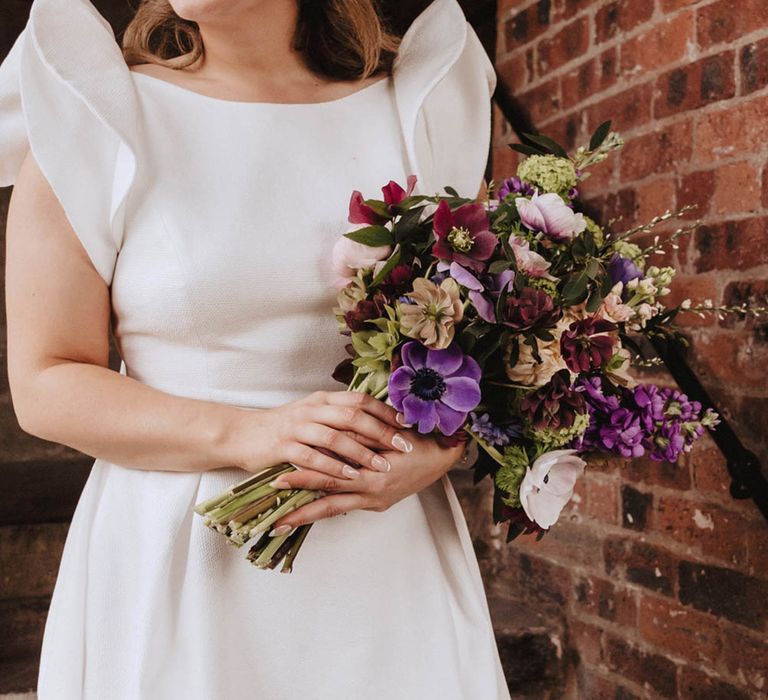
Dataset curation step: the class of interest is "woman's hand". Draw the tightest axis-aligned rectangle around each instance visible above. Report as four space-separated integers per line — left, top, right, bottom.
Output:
265 430 468 536
232 390 415 481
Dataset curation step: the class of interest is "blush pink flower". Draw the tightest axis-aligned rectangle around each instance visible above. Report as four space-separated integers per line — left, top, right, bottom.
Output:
515 191 587 242
509 235 557 280
331 233 392 288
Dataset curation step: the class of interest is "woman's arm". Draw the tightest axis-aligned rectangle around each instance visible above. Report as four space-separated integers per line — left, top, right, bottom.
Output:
4 150 406 475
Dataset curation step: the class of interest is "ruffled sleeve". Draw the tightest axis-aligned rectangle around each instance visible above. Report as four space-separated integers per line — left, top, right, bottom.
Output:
0 0 140 286
392 0 497 200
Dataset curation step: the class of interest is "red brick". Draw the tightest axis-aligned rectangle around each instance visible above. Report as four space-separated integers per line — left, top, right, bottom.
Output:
652 495 751 568
536 16 589 75
0 525 68 600
763 161 768 208
518 553 575 611
516 76 561 124
660 0 700 10
560 57 596 110
492 144 523 183
620 484 651 531
574 574 638 626
678 559 768 630
604 634 678 697
624 453 692 490
720 279 768 333
722 625 768 694
496 51 530 98
638 594 722 664
504 0 552 52
576 668 638 700
568 618 605 665
604 536 677 595
676 169 715 219
694 94 768 163
740 37 768 94
587 81 654 134
514 519 605 568
634 176 676 225
595 0 654 44
697 0 768 49
692 217 768 272
665 273 719 328
654 51 736 119
554 0 592 22
678 666 751 700
620 12 695 76
713 161 761 215
620 119 693 182
586 475 619 524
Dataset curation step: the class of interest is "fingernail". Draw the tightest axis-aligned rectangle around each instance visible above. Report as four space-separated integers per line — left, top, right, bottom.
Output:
371 455 391 472
392 434 413 453
269 477 291 489
395 412 413 427
342 464 360 479
269 524 295 537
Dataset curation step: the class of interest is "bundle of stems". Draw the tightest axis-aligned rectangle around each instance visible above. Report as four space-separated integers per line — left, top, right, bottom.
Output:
193 463 318 573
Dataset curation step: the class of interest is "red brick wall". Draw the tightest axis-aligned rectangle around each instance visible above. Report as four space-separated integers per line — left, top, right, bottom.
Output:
489 1 768 698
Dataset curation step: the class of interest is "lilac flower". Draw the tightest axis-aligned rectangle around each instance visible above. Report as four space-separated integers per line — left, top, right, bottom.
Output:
516 191 587 242
388 341 482 436
447 265 515 323
607 254 643 287
469 411 521 447
498 176 534 200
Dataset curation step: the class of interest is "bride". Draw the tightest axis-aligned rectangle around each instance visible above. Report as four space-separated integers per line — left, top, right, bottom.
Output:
1 0 509 697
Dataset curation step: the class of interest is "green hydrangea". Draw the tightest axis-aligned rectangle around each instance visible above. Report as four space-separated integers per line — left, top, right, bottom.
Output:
517 155 578 195
527 276 559 296
494 445 529 508
532 412 590 452
613 240 645 270
583 215 604 248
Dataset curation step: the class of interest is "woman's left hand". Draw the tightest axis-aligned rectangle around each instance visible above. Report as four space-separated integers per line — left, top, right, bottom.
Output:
266 427 468 535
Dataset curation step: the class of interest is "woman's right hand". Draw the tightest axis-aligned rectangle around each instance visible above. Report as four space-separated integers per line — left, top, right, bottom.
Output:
233 390 415 481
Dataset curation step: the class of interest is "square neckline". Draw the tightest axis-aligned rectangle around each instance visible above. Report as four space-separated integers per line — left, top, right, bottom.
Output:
129 70 391 108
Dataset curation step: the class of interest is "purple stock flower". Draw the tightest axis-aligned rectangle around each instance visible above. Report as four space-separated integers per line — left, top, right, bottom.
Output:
607 254 643 287
388 341 482 436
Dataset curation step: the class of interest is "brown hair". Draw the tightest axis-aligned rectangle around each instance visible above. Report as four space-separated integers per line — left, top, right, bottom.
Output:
120 0 401 81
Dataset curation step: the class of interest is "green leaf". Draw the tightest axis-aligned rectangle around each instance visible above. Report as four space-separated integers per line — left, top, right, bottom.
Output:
589 120 612 152
510 143 544 157
370 246 402 287
363 199 392 219
489 259 514 274
522 132 569 158
443 186 460 197
344 225 393 247
585 285 603 313
586 258 603 280
561 270 590 304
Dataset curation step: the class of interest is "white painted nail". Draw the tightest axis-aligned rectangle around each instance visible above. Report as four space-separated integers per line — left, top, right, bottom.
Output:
342 464 360 478
392 434 413 453
372 455 391 472
269 524 295 537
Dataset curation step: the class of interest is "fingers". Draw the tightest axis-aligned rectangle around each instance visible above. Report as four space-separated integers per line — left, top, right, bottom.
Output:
308 390 405 430
284 442 363 481
309 404 413 456
268 492 371 534
270 468 364 493
296 421 393 474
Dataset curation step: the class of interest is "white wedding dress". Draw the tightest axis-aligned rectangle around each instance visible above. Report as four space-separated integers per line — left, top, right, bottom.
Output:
0 0 510 697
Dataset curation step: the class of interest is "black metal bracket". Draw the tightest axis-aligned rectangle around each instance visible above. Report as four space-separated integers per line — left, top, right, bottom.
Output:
490 71 768 522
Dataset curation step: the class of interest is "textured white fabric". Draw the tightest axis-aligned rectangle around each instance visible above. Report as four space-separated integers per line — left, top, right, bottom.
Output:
0 0 509 698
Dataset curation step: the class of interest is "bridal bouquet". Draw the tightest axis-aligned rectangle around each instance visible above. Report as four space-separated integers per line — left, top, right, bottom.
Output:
195 121 724 572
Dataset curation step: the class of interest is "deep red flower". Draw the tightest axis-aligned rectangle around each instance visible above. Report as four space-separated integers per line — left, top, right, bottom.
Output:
378 263 415 299
432 200 497 273
348 175 417 225
520 368 586 430
560 317 617 372
502 287 561 332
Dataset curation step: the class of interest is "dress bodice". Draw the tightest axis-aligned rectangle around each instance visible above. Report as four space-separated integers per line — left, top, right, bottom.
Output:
112 73 410 407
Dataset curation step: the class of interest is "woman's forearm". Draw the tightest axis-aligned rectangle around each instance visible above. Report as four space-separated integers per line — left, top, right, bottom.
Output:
14 360 256 473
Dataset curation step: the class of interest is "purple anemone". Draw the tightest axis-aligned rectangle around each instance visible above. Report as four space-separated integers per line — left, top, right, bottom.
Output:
388 340 482 436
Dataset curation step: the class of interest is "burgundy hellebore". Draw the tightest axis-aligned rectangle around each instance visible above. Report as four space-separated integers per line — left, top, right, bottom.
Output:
502 287 561 331
348 175 417 225
388 340 482 436
432 200 498 273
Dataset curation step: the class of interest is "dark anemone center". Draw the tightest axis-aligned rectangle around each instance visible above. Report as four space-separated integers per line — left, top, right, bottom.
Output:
410 367 447 401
